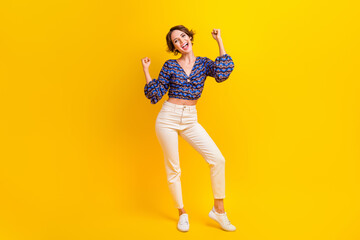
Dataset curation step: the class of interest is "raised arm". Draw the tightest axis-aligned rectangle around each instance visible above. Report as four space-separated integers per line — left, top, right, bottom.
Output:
141 57 153 85
142 59 171 104
211 29 226 56
205 29 235 83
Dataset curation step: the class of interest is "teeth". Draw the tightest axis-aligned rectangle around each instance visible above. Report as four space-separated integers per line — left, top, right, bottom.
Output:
182 43 188 48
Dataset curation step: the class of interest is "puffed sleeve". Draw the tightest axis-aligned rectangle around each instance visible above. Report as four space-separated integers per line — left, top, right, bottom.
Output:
144 60 171 104
205 53 235 83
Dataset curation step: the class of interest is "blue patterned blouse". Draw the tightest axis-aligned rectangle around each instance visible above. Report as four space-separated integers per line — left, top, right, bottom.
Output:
144 53 235 104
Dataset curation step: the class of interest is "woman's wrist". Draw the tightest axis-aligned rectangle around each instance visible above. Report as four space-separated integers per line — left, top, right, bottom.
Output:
144 69 152 84
217 38 226 56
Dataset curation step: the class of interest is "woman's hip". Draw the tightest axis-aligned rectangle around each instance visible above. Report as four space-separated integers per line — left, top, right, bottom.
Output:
155 101 198 128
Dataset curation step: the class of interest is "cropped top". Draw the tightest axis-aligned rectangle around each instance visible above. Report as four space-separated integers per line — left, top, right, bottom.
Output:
144 53 235 104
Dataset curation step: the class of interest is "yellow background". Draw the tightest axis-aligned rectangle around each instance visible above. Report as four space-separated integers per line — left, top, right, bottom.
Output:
1 0 359 239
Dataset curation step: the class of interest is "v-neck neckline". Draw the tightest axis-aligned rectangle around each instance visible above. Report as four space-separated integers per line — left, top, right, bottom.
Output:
175 56 199 78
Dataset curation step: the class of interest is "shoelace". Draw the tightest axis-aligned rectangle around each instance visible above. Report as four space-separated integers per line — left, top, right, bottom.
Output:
220 213 232 225
179 216 189 224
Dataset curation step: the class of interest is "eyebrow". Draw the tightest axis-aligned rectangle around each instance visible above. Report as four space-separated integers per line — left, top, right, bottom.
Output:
173 33 186 41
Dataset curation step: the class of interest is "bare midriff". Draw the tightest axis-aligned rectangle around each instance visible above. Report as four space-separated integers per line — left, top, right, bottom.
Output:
167 97 198 106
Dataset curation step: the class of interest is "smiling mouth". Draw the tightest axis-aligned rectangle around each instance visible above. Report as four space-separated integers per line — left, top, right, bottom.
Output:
181 42 189 50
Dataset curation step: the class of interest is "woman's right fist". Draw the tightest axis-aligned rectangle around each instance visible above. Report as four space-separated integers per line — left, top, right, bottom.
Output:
141 57 151 69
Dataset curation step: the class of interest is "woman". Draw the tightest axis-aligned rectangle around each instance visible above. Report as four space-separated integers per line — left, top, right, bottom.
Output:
141 25 236 232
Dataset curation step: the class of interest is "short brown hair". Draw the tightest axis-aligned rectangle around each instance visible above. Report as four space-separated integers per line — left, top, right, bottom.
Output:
166 25 195 56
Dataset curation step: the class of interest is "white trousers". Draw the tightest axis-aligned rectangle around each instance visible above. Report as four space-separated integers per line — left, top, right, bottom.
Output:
155 100 226 209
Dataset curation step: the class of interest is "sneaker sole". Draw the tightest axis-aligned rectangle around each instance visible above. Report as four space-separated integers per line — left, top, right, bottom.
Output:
177 225 189 232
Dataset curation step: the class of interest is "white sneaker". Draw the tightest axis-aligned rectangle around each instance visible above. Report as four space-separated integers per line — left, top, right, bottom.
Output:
208 207 236 231
177 213 189 232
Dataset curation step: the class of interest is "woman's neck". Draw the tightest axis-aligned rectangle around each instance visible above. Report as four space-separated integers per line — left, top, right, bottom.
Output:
178 52 196 63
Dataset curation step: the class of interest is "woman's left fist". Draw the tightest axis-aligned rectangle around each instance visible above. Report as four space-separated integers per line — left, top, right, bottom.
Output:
211 28 222 41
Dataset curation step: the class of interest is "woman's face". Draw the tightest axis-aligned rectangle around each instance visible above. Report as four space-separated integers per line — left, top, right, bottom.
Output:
171 30 192 54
